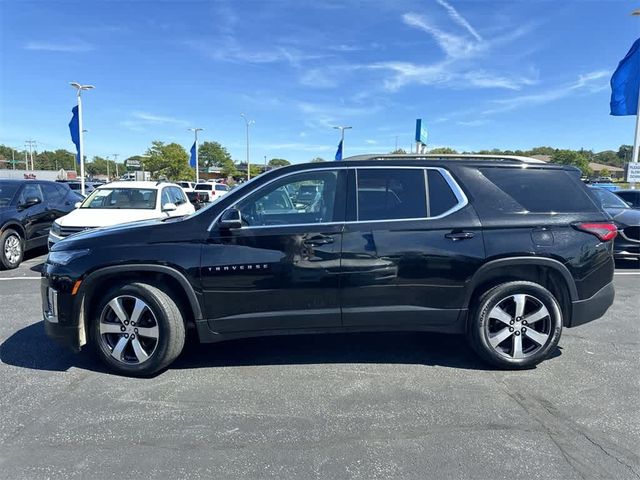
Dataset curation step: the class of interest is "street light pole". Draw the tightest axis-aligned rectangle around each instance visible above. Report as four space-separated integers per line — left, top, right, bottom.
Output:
188 128 204 183
333 126 352 158
112 154 119 178
70 82 95 195
241 113 254 180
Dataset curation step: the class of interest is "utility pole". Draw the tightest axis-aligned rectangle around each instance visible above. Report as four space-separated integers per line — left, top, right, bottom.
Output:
264 155 267 171
240 114 254 180
11 149 15 170
25 140 37 170
112 154 119 178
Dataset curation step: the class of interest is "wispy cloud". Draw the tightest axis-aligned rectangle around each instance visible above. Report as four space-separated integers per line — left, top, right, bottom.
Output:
483 70 610 114
435 0 482 42
120 111 190 131
24 41 94 52
402 13 479 59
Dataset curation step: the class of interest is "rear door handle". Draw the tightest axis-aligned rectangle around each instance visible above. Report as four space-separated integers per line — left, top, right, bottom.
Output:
304 235 334 247
445 231 475 241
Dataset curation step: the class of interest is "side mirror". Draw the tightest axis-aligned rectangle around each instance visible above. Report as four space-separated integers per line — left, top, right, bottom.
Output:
20 197 42 209
626 201 634 208
219 208 242 229
162 202 177 213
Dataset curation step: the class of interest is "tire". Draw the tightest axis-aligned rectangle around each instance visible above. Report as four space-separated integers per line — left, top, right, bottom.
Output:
0 229 24 270
468 281 563 369
90 282 186 376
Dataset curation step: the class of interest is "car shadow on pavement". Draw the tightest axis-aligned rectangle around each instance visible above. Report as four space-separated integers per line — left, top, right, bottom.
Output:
1 321 562 375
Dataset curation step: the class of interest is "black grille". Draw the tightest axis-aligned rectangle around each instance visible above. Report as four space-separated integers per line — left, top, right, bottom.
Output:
59 226 94 237
622 226 640 241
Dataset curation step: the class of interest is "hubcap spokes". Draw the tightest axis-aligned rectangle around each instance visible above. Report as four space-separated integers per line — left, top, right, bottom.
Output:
4 235 21 264
99 295 159 365
487 294 552 360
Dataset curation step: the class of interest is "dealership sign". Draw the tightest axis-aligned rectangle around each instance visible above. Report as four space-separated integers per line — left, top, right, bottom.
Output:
627 162 640 183
415 119 428 145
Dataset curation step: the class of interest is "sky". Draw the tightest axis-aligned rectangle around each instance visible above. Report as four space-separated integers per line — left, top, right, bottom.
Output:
1 0 639 164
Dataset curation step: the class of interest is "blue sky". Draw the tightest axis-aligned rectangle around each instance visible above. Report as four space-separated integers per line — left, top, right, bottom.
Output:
1 0 638 163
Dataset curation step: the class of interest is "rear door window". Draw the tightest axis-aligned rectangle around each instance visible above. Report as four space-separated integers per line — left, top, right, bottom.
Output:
427 170 459 216
356 169 427 221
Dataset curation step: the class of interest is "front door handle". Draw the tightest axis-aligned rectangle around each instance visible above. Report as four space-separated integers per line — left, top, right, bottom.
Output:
445 231 475 241
304 235 334 247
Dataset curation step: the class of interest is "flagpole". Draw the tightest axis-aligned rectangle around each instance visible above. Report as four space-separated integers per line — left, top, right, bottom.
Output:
189 127 203 183
70 82 94 196
633 85 640 164
333 126 352 160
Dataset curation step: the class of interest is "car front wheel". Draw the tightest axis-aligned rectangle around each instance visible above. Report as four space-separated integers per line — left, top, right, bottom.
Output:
0 229 24 270
468 281 563 369
91 282 186 376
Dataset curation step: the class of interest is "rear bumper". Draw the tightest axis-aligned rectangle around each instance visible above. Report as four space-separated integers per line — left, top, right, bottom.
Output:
568 281 615 327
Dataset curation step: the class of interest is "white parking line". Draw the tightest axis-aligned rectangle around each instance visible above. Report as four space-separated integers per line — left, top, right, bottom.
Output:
614 271 640 275
0 276 41 281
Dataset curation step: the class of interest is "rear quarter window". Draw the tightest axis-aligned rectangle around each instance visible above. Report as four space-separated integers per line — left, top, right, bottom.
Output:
477 167 599 214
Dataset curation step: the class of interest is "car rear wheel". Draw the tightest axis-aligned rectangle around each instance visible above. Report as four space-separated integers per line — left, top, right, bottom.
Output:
0 229 24 270
468 281 563 369
91 282 185 376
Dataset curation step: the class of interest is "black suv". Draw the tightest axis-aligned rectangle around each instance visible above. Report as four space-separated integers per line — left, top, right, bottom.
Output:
42 156 616 376
0 179 81 269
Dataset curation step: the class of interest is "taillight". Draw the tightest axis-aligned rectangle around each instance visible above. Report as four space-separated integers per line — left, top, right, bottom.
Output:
573 222 617 241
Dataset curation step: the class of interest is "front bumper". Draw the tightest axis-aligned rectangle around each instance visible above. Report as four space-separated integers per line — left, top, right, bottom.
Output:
41 275 83 351
568 281 615 328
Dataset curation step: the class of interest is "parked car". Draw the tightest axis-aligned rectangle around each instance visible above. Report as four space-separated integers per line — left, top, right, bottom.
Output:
588 186 640 261
194 182 230 202
0 179 82 269
48 181 195 248
185 191 209 211
614 189 640 209
177 181 196 193
43 155 616 376
58 180 97 196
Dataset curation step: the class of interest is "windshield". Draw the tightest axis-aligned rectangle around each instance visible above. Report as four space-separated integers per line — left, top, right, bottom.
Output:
0 183 20 207
80 188 158 209
195 184 212 191
590 188 629 209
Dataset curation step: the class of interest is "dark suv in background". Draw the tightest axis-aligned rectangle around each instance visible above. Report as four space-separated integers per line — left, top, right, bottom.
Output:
42 155 616 376
0 179 81 269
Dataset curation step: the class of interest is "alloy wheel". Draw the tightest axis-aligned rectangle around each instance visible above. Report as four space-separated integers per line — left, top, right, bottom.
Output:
98 295 160 364
485 294 552 360
4 235 22 265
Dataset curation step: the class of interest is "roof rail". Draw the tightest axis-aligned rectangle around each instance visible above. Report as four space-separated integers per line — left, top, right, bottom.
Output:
343 153 547 164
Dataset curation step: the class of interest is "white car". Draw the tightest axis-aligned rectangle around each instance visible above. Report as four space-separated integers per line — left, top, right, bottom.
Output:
48 181 195 247
194 182 230 202
177 181 195 192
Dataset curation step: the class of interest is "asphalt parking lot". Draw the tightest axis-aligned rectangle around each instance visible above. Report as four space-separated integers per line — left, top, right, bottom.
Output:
0 250 638 479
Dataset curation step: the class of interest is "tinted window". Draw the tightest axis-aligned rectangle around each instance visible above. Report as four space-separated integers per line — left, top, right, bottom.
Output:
18 183 43 203
238 170 339 226
616 191 640 206
428 170 459 216
215 184 229 191
357 169 426 221
0 183 20 207
589 188 629 209
42 183 67 204
169 187 186 205
195 184 213 191
479 168 597 213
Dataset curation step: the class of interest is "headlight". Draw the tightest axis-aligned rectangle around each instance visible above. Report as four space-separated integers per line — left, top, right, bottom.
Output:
51 221 61 235
47 249 91 266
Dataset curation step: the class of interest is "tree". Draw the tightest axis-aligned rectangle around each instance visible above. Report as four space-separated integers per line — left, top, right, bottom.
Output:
310 157 326 163
145 141 194 181
429 147 458 154
198 141 237 176
599 167 611 178
617 145 633 163
594 150 621 168
528 146 556 156
268 158 290 167
390 148 407 154
249 164 262 177
551 149 591 176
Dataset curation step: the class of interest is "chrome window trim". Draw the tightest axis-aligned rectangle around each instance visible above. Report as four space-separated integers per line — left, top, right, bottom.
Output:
208 165 469 231
424 169 431 217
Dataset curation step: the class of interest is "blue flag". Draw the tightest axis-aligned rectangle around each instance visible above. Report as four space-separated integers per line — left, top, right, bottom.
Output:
610 38 640 116
335 139 343 161
190 141 197 168
68 106 80 164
